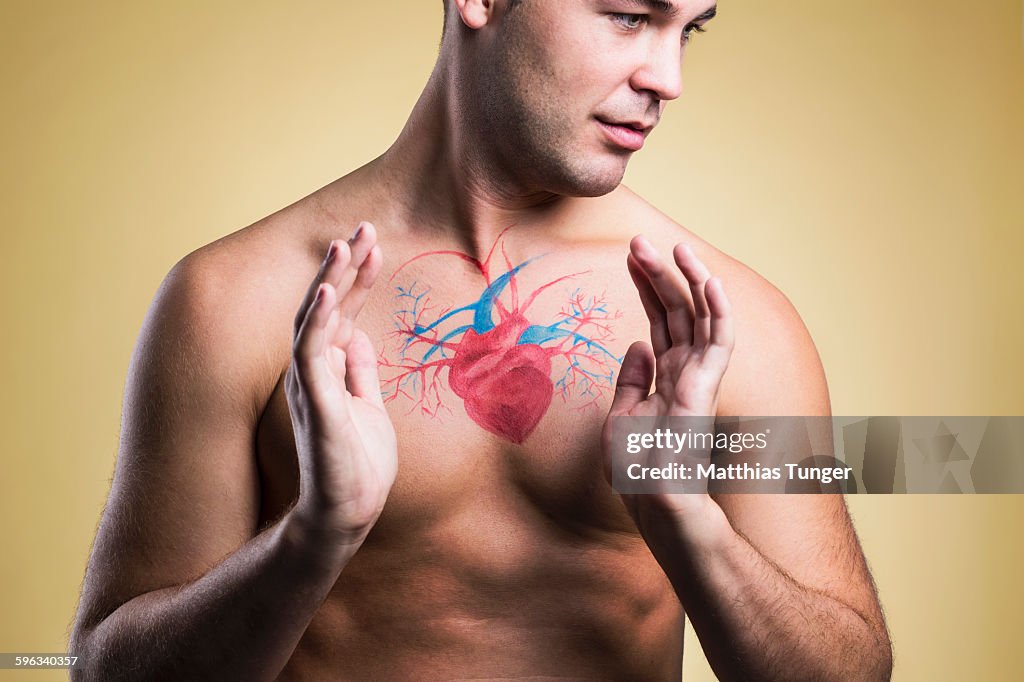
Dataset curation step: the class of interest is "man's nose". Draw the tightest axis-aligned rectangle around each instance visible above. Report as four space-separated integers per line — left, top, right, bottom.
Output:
629 39 683 102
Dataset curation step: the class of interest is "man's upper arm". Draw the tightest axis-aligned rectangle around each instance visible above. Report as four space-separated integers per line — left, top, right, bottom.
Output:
715 274 886 630
77 252 271 629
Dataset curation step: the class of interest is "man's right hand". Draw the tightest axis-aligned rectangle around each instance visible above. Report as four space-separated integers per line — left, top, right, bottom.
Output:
286 222 396 552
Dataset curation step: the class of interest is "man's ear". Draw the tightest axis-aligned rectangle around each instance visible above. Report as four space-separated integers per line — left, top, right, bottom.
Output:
451 0 495 30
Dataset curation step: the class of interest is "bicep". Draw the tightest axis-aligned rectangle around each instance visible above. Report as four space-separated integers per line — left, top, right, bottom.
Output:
79 256 265 627
713 282 883 625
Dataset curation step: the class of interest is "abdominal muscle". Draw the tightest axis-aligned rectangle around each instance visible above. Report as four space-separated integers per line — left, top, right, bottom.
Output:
257 363 684 680
276 495 684 680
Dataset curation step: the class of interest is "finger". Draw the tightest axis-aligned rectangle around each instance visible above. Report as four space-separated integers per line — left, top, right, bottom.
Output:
627 253 671 357
609 341 656 416
345 328 385 406
701 276 736 373
328 224 380 350
333 222 378 306
293 239 352 338
293 282 339 392
629 235 694 347
673 243 712 349
337 243 383 325
292 220 375 339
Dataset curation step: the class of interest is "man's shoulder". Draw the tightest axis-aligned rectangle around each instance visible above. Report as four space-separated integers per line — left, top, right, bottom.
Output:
612 185 793 311
153 167 404 374
168 192 337 326
612 186 830 416
143 198 332 396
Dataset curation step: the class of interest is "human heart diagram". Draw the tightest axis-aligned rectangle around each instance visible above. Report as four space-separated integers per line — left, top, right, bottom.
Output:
380 229 623 444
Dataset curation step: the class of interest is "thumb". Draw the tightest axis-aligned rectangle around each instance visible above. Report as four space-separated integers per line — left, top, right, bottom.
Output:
345 328 385 406
609 341 655 416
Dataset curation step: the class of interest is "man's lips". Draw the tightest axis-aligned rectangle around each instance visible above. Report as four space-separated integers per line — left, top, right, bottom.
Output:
596 117 652 152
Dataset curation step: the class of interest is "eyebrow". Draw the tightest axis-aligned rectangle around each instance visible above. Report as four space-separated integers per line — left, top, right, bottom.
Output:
619 1 717 23
693 5 717 22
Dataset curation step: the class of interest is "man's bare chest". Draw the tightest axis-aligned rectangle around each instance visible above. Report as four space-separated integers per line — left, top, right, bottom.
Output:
248 224 688 676
255 230 649 537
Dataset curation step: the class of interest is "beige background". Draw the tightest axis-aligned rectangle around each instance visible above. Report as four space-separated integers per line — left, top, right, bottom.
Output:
2 1 1022 679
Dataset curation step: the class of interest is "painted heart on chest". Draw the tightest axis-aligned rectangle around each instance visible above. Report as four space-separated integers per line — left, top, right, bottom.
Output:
448 320 554 443
381 228 623 445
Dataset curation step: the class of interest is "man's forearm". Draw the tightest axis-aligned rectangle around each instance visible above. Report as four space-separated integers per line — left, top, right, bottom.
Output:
72 513 355 682
649 501 892 681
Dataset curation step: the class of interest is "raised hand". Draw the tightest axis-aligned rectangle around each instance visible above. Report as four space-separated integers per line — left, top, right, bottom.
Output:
286 222 397 549
611 235 734 420
603 235 735 533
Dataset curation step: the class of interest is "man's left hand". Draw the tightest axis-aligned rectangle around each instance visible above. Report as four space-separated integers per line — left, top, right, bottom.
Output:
602 235 735 547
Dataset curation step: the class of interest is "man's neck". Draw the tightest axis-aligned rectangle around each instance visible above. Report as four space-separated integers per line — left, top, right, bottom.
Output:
366 62 583 257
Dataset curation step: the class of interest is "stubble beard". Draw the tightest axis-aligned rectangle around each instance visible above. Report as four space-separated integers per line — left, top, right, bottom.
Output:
471 20 628 199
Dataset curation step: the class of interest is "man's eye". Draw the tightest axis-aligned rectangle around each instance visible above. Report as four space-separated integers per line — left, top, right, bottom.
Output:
682 23 707 43
610 13 647 31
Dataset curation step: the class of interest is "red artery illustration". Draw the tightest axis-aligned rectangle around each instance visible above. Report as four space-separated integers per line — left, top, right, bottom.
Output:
380 229 623 444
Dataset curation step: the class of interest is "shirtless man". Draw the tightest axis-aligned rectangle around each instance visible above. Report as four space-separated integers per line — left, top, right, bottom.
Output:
70 1 892 679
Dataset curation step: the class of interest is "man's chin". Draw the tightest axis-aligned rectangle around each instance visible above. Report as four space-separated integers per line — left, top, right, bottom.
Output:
553 159 628 198
569 181 623 198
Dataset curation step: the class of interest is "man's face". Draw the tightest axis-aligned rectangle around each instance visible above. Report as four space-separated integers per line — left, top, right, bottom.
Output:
474 0 717 197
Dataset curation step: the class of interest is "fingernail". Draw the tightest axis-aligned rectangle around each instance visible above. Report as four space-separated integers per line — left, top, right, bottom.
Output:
353 223 365 240
315 284 325 302
325 241 338 262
